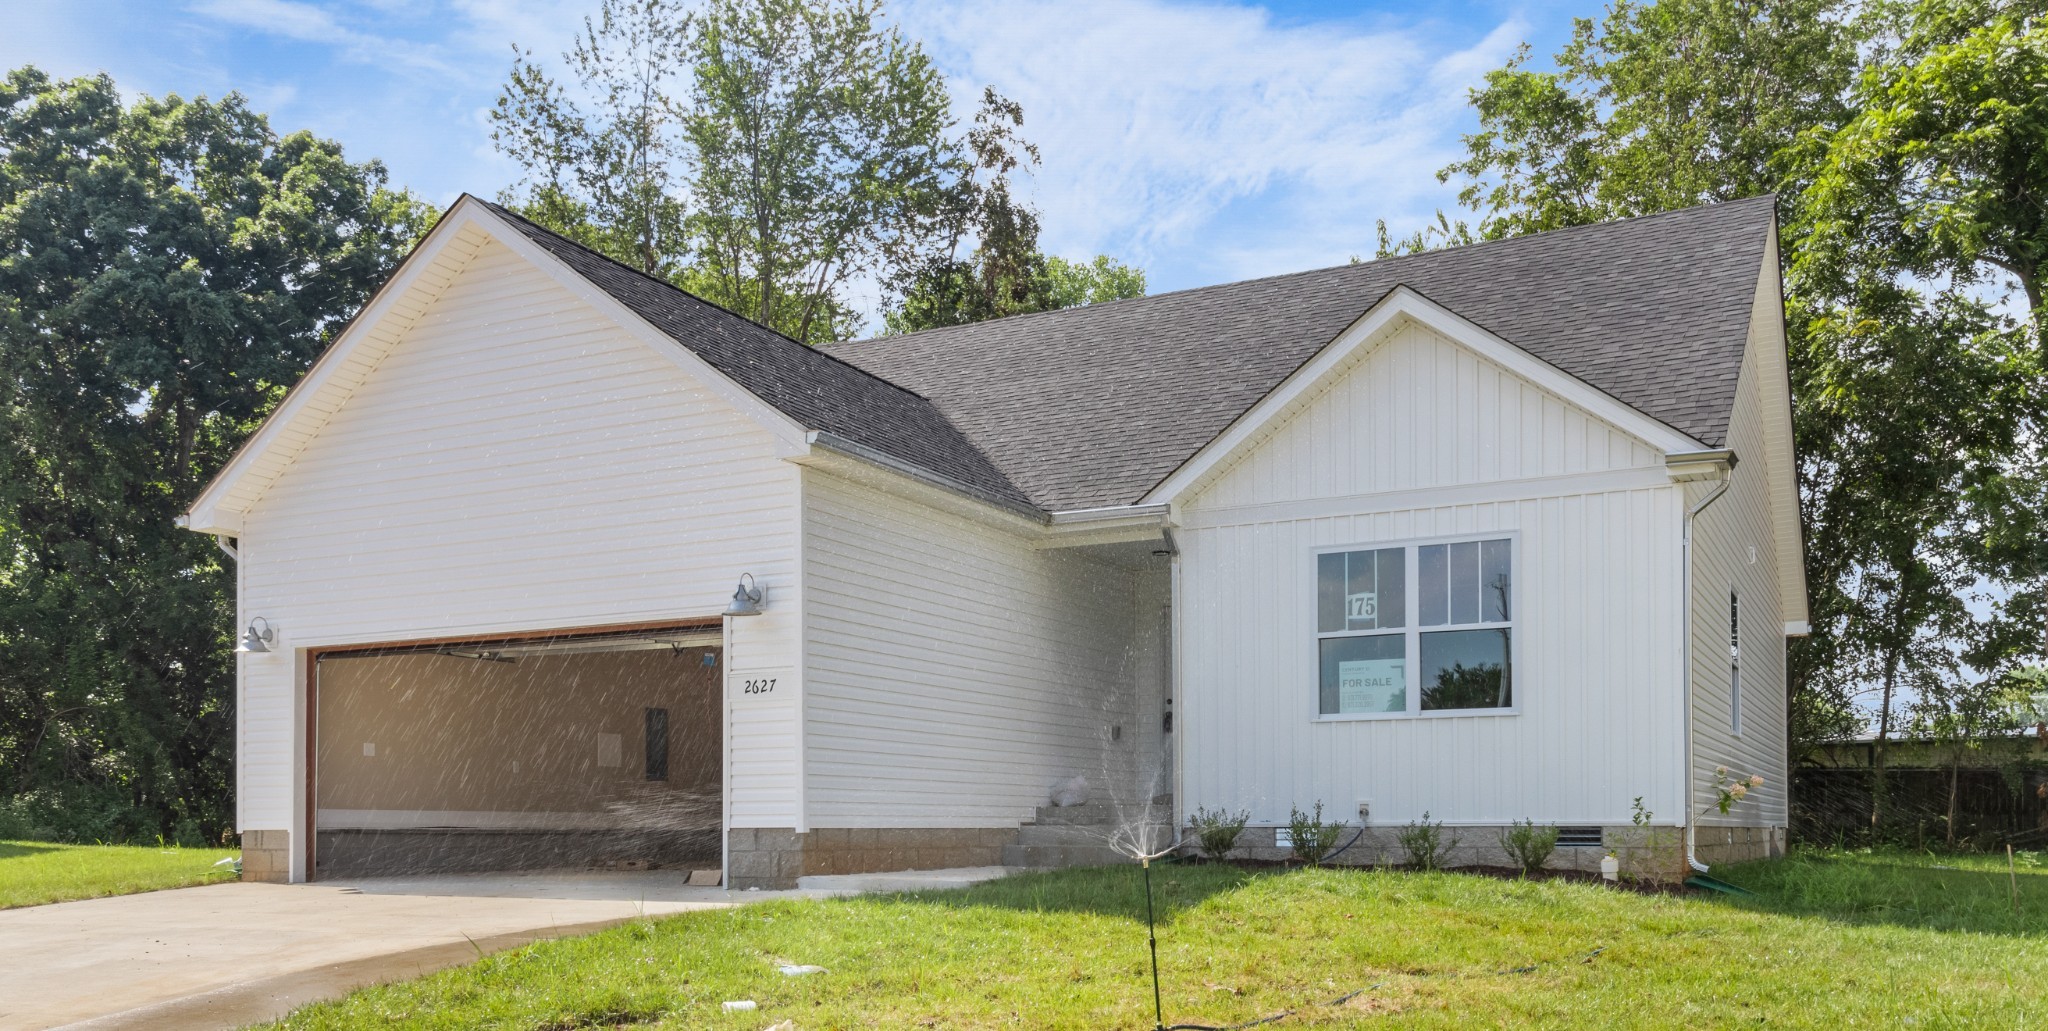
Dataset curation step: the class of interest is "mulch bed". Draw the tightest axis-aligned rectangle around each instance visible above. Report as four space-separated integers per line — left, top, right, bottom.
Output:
1169 855 1698 895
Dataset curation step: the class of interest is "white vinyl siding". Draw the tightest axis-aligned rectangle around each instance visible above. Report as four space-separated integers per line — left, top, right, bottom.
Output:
1689 323 1789 828
801 468 1140 827
1178 319 1687 827
235 234 803 837
1196 323 1663 509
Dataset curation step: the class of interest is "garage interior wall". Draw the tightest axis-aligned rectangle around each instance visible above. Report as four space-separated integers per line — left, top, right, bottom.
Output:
313 648 720 875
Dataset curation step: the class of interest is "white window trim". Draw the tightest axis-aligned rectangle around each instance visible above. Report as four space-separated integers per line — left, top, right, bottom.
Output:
1310 530 1523 723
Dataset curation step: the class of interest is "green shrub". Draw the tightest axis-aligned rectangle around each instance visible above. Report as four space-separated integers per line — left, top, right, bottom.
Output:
1398 811 1460 870
1499 819 1560 875
1189 806 1250 859
1287 801 1347 866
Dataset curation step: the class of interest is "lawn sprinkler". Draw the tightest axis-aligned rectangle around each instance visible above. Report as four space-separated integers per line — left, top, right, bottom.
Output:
1143 855 1165 1031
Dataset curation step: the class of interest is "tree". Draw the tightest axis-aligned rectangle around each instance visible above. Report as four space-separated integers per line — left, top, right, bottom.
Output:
1796 0 2048 688
1444 0 1859 237
683 0 959 343
0 67 430 842
493 0 694 282
1425 1 2048 839
883 89 1146 335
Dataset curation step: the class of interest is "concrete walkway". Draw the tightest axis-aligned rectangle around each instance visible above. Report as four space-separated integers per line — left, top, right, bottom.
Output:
0 872 821 1031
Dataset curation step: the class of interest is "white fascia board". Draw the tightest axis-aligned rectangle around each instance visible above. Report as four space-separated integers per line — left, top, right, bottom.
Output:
1138 285 1709 505
1784 621 1812 637
1046 503 1172 527
181 201 497 533
470 202 813 456
1750 225 1810 626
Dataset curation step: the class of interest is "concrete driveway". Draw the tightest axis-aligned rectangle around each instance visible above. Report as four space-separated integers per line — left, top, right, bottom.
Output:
0 872 819 1031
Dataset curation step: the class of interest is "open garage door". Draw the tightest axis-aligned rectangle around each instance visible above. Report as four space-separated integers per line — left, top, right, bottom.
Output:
310 626 723 879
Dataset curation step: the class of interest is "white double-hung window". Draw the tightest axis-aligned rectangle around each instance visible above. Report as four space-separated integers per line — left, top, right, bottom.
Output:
1315 535 1516 718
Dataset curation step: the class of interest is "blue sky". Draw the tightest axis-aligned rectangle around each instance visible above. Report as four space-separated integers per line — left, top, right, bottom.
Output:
5 0 1584 303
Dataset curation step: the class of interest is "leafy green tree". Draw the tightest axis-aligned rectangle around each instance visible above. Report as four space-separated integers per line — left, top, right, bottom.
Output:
0 67 429 842
883 89 1146 335
492 0 694 282
1039 255 1146 311
684 0 959 343
1796 0 2048 692
1445 0 1859 236
1786 0 2047 820
1424 2 2048 837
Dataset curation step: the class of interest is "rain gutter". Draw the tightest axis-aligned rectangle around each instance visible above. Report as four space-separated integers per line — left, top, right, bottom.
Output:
802 430 1048 524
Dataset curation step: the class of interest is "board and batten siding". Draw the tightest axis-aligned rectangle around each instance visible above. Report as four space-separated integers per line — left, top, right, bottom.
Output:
234 233 803 844
1176 319 1688 827
801 469 1142 827
1689 294 1791 828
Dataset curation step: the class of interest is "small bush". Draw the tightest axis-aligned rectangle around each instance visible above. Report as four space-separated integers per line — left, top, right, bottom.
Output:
1190 806 1250 859
1287 801 1347 866
1399 811 1460 871
1499 819 1560 875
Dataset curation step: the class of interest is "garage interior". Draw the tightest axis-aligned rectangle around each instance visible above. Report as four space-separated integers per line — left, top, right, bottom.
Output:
311 628 723 879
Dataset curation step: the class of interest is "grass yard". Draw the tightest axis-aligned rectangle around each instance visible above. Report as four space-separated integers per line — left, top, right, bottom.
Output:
0 839 240 908
267 849 2048 1030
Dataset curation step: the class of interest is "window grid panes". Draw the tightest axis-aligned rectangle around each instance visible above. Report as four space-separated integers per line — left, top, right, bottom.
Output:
1317 536 1514 718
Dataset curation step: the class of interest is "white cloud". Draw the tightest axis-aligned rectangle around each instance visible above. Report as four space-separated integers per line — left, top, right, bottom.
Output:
187 0 466 77
894 0 1522 284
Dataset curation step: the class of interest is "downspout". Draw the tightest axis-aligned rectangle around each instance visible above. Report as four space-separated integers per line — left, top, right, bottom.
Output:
1682 477 1731 874
214 535 239 562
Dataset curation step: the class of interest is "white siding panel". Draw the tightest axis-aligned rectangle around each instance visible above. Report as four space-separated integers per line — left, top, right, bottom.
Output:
802 470 1141 827
1179 320 1688 827
1200 323 1660 509
235 235 802 833
1691 324 1790 827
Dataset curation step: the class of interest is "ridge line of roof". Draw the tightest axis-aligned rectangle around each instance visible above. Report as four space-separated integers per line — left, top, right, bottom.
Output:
471 196 949 411
830 194 1779 351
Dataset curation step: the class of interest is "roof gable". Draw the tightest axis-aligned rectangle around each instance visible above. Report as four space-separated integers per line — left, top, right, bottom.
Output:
831 196 1777 511
185 198 1030 532
476 203 1030 509
1145 285 1707 505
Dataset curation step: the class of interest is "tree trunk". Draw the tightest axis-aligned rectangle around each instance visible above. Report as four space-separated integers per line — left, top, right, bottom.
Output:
1946 753 1960 849
1871 646 1899 835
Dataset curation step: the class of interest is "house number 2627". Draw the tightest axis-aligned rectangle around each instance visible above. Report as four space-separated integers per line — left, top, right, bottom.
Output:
743 677 778 695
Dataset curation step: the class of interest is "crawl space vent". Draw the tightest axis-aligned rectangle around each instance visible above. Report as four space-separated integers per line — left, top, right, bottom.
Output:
1556 827 1604 848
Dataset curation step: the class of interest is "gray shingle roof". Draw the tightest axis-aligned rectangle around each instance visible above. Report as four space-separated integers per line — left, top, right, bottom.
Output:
479 200 1034 508
828 196 1776 511
487 195 1774 515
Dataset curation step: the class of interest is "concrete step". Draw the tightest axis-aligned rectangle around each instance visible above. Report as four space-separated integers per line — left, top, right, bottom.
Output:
1016 823 1174 848
1001 843 1134 868
1031 802 1172 827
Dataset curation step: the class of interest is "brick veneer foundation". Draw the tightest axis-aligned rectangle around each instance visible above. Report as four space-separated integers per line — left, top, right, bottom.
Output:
725 827 1017 890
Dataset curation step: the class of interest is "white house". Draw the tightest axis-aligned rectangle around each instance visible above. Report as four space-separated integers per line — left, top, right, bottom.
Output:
181 195 1805 888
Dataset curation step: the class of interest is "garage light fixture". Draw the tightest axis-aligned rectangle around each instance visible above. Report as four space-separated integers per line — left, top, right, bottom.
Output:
237 616 276 654
724 573 764 617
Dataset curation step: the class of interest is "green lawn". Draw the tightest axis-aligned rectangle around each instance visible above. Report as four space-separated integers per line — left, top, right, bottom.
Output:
267 849 2047 1030
0 839 241 908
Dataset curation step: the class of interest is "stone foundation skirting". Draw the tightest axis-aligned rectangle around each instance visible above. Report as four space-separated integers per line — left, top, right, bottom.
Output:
726 827 1016 890
1693 824 1785 867
242 829 290 883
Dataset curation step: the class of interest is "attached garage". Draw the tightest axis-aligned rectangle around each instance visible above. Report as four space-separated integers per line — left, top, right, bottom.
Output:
309 627 724 879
